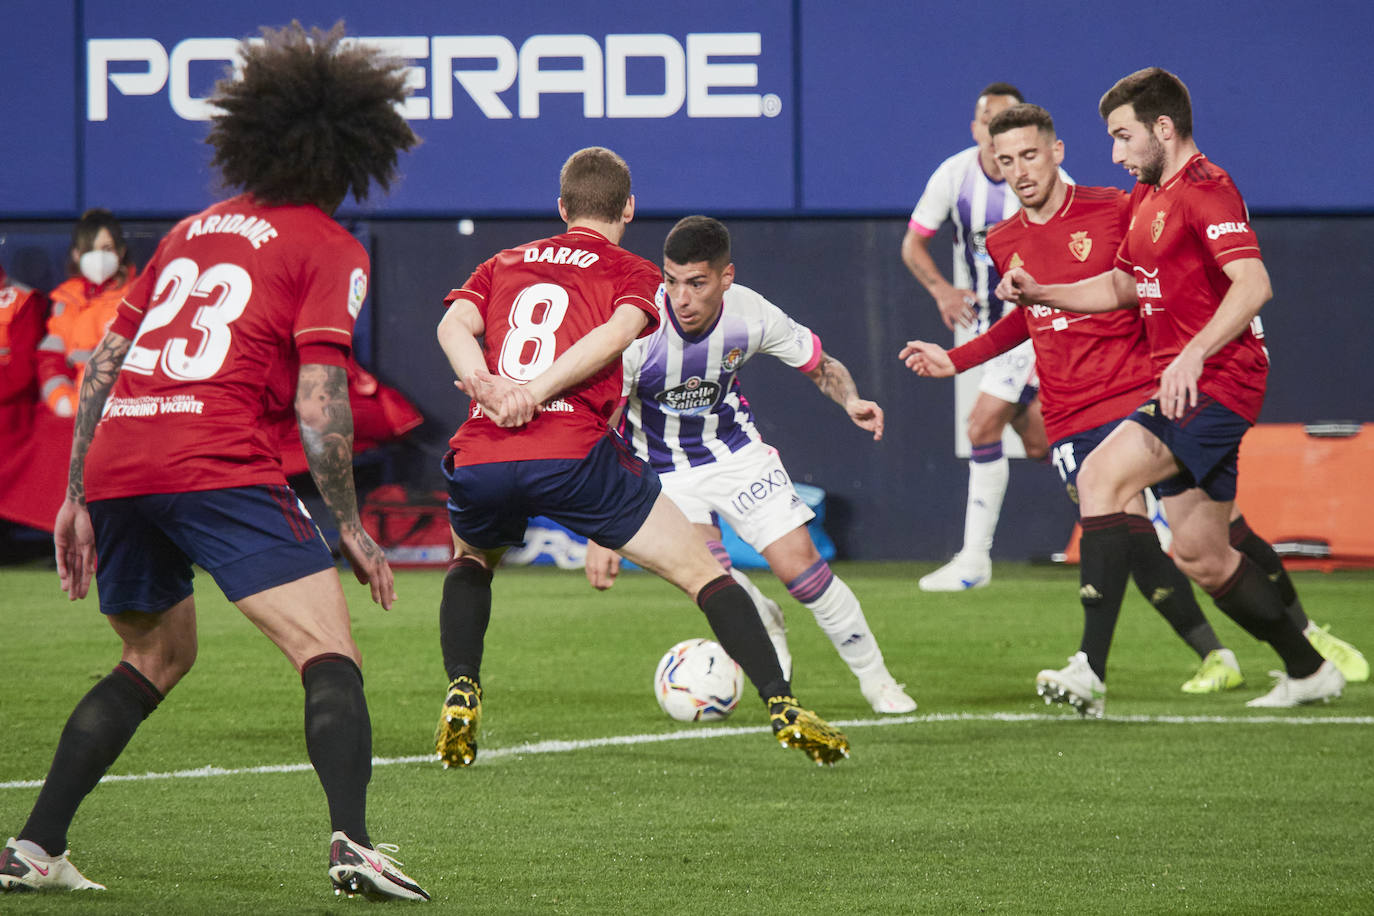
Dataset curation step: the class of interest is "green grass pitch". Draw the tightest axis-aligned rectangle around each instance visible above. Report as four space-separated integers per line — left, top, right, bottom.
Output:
2 561 1371 913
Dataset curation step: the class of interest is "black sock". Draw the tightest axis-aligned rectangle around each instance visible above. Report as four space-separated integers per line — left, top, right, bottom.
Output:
301 654 371 846
1127 516 1222 658
1209 556 1323 678
696 575 789 701
1230 514 1307 629
21 662 163 855
440 558 493 684
1078 514 1133 681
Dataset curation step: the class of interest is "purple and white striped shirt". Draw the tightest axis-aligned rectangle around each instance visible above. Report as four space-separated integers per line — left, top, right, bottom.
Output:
621 283 821 473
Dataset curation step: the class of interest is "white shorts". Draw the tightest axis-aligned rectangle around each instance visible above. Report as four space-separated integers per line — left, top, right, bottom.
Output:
952 318 1038 458
977 338 1038 403
658 441 815 552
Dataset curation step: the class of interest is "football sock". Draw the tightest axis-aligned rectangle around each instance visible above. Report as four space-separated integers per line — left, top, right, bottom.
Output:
1126 515 1223 658
439 557 493 683
1229 514 1307 628
301 653 371 847
787 559 884 679
962 443 1007 558
696 575 789 700
1208 555 1323 678
1077 513 1133 681
21 662 163 856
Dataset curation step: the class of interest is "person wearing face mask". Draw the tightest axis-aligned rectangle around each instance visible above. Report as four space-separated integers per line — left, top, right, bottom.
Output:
37 209 138 417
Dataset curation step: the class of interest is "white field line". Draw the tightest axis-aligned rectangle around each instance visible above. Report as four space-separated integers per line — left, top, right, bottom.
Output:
2 711 1370 791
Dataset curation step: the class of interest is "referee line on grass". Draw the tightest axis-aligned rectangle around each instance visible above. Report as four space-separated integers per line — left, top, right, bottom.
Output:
2 710 1370 790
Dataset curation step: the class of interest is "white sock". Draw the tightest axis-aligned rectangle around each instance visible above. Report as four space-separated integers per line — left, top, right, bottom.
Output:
962 450 1008 558
802 575 887 682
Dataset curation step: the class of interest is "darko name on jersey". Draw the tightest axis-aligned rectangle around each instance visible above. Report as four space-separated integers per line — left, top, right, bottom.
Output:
656 376 721 414
523 246 600 268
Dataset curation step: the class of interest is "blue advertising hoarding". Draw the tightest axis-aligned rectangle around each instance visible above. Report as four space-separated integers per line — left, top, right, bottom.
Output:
79 0 795 217
1 1 1369 218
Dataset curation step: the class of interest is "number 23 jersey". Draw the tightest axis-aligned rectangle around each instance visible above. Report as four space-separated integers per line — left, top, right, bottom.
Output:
86 194 367 500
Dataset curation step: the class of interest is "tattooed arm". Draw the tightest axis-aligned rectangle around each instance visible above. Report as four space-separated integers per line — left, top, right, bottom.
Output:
54 331 131 599
803 352 885 442
296 362 396 609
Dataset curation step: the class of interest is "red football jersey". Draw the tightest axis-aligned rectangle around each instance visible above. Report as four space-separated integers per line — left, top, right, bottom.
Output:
968 185 1155 442
85 194 367 500
445 226 661 466
1115 154 1268 423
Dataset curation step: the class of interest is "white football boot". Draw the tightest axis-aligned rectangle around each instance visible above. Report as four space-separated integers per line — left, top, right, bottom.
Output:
918 552 991 592
1035 651 1106 718
1246 660 1345 708
0 838 104 892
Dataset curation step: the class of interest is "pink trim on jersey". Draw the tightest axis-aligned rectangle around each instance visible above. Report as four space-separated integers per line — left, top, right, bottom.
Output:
797 333 824 374
907 218 937 237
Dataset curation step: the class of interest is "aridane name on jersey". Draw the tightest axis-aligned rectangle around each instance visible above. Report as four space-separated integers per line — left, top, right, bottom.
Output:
621 283 820 473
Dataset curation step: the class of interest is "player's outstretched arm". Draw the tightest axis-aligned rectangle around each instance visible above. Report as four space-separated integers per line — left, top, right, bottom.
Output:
296 362 396 610
899 340 956 377
522 304 649 407
804 352 883 441
583 540 623 590
55 329 130 600
996 266 1128 314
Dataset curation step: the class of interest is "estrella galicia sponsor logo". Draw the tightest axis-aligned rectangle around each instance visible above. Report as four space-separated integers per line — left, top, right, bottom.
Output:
1205 221 1249 240
731 468 791 515
657 376 720 413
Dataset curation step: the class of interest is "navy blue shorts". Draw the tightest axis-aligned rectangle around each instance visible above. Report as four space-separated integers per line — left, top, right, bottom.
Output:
1052 417 1164 505
1126 395 1250 501
88 485 334 615
444 432 661 551
1050 418 1123 504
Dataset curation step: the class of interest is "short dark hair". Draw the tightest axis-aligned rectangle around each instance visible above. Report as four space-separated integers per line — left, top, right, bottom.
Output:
206 21 419 208
989 103 1056 139
559 147 633 223
978 82 1024 104
1098 67 1193 139
65 208 133 276
663 216 731 269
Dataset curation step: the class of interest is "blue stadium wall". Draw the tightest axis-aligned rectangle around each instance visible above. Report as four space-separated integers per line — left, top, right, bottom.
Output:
3 1 1371 559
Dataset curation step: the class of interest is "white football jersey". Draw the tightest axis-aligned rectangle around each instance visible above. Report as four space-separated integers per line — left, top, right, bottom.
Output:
620 283 819 473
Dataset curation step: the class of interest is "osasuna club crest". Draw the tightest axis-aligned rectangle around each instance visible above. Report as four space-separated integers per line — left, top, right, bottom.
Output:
1151 209 1167 243
1068 230 1092 262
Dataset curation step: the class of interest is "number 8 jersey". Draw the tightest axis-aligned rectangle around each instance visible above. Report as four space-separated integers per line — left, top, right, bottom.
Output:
444 226 661 467
85 194 368 500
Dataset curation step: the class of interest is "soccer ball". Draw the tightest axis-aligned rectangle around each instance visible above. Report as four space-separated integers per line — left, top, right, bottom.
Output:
653 638 744 722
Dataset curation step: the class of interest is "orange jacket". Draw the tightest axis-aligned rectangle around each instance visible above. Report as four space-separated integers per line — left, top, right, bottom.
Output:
0 269 47 408
38 268 137 412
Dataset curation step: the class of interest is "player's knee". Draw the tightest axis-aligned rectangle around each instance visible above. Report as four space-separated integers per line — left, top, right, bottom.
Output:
1170 540 1230 591
122 642 196 694
965 413 1005 444
1022 438 1050 462
1076 457 1125 515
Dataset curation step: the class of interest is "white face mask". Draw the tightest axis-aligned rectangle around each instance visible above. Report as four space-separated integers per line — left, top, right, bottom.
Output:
79 249 120 285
